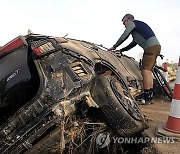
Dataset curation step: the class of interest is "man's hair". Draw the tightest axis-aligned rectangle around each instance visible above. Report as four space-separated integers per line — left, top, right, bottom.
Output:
122 14 134 21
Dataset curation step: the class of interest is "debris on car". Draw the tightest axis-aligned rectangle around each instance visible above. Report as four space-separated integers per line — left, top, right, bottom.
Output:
0 33 146 153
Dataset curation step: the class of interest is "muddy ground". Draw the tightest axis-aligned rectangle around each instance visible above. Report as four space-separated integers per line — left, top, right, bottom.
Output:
139 96 180 154
139 96 171 127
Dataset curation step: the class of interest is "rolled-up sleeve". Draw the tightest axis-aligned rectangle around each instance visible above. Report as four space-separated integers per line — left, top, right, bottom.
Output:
113 22 135 48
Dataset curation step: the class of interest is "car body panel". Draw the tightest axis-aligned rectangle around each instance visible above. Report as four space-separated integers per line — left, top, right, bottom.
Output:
0 44 31 109
60 38 142 79
59 38 143 90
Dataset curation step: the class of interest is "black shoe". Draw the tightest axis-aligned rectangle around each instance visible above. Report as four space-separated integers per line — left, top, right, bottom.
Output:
143 89 152 105
135 93 144 101
145 100 152 105
144 90 151 100
139 99 152 105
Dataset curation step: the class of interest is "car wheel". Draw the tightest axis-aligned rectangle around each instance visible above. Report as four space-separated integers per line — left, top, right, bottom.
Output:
96 75 146 136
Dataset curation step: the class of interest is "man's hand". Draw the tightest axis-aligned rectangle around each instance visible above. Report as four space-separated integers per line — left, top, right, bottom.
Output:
114 49 123 55
107 47 116 51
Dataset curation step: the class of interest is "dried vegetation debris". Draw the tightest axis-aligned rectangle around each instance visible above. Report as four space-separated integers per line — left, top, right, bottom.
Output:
35 114 146 154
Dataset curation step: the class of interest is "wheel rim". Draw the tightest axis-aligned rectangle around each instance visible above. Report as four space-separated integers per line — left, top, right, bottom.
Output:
110 80 142 120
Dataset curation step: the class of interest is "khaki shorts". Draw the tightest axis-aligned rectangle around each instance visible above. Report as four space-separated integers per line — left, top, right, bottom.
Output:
141 45 161 71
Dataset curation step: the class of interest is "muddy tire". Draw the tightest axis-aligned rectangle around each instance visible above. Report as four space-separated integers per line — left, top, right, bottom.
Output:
96 75 145 136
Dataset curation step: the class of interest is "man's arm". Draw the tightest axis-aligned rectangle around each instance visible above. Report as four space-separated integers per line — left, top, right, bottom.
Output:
121 41 137 52
113 22 135 49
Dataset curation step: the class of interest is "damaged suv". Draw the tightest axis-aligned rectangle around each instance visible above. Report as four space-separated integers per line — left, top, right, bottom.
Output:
0 34 145 153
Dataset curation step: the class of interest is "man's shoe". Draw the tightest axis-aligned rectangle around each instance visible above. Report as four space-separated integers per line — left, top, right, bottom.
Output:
135 93 144 101
139 99 152 105
145 100 152 105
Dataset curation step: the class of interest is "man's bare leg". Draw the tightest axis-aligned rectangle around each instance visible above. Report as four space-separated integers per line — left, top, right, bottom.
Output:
141 70 153 89
141 69 153 103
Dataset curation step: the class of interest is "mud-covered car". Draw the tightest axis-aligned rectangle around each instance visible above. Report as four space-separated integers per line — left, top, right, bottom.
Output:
0 34 146 153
